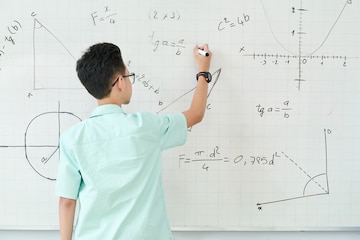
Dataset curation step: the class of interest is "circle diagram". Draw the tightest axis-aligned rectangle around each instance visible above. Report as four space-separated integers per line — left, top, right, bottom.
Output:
24 110 81 180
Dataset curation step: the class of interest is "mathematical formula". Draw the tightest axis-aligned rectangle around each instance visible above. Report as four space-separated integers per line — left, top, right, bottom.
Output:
217 13 251 31
179 146 280 171
256 100 292 118
148 31 185 55
91 5 117 25
134 72 161 95
0 19 22 70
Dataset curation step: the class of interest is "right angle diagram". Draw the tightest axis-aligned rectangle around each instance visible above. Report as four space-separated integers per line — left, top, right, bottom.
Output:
256 129 331 210
247 0 356 209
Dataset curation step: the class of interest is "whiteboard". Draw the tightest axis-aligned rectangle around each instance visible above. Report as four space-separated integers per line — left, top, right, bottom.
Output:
0 0 359 230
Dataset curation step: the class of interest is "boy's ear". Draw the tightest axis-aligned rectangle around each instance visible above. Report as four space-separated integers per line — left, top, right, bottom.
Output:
114 74 123 90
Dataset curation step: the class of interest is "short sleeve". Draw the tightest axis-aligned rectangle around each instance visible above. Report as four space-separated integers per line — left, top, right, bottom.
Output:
55 135 82 200
158 112 187 150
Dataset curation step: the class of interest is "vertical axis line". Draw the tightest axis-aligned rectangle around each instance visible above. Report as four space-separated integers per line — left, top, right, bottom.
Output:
297 0 304 90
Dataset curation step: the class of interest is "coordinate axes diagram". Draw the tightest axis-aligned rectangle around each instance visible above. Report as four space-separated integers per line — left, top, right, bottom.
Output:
245 0 357 90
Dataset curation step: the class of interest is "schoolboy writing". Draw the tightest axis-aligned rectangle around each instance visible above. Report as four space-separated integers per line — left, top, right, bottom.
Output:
56 42 212 239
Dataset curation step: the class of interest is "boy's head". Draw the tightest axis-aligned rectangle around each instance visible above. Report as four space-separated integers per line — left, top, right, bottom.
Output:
76 43 126 99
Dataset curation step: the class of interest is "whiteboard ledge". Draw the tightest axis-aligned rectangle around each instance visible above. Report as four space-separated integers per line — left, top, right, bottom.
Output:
0 226 59 231
1 225 359 231
171 226 360 232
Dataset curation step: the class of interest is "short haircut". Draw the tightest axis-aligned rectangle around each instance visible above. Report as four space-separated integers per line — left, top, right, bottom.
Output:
76 43 126 99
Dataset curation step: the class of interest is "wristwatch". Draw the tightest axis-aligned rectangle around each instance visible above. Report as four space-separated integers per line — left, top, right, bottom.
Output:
196 72 212 83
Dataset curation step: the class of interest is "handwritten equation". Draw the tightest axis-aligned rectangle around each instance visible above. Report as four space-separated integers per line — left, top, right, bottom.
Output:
0 19 22 70
134 72 161 95
148 31 185 55
179 146 280 171
217 13 251 31
256 100 292 118
91 5 117 25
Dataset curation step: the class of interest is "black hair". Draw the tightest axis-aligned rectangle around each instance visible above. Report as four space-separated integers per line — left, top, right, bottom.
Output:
76 42 126 99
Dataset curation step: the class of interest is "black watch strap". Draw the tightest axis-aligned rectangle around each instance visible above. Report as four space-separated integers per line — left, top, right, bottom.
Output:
196 72 212 83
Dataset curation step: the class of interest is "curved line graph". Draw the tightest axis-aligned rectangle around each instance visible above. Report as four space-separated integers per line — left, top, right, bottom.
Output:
247 0 357 90
260 0 350 56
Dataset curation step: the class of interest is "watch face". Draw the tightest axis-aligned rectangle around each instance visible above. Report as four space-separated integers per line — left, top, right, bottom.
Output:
197 72 212 83
203 72 212 83
206 72 212 82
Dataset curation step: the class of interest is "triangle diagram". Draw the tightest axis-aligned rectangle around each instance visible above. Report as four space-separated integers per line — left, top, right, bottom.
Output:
157 68 222 113
33 18 82 90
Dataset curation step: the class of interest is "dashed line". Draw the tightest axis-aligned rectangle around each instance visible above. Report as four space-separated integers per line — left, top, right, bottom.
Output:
281 151 327 192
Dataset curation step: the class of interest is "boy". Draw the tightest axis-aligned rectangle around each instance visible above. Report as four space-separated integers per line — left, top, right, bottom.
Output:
56 42 212 239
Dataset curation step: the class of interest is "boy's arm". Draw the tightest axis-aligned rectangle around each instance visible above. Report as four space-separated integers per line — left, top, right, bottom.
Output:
59 197 76 240
182 44 212 128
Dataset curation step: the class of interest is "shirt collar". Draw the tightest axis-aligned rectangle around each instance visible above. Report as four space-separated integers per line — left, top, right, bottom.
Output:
90 104 125 118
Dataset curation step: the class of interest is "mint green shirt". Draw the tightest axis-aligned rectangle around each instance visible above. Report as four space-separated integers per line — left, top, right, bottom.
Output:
55 104 187 239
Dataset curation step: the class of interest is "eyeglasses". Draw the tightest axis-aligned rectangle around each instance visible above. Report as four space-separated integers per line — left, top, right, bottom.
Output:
111 72 136 87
